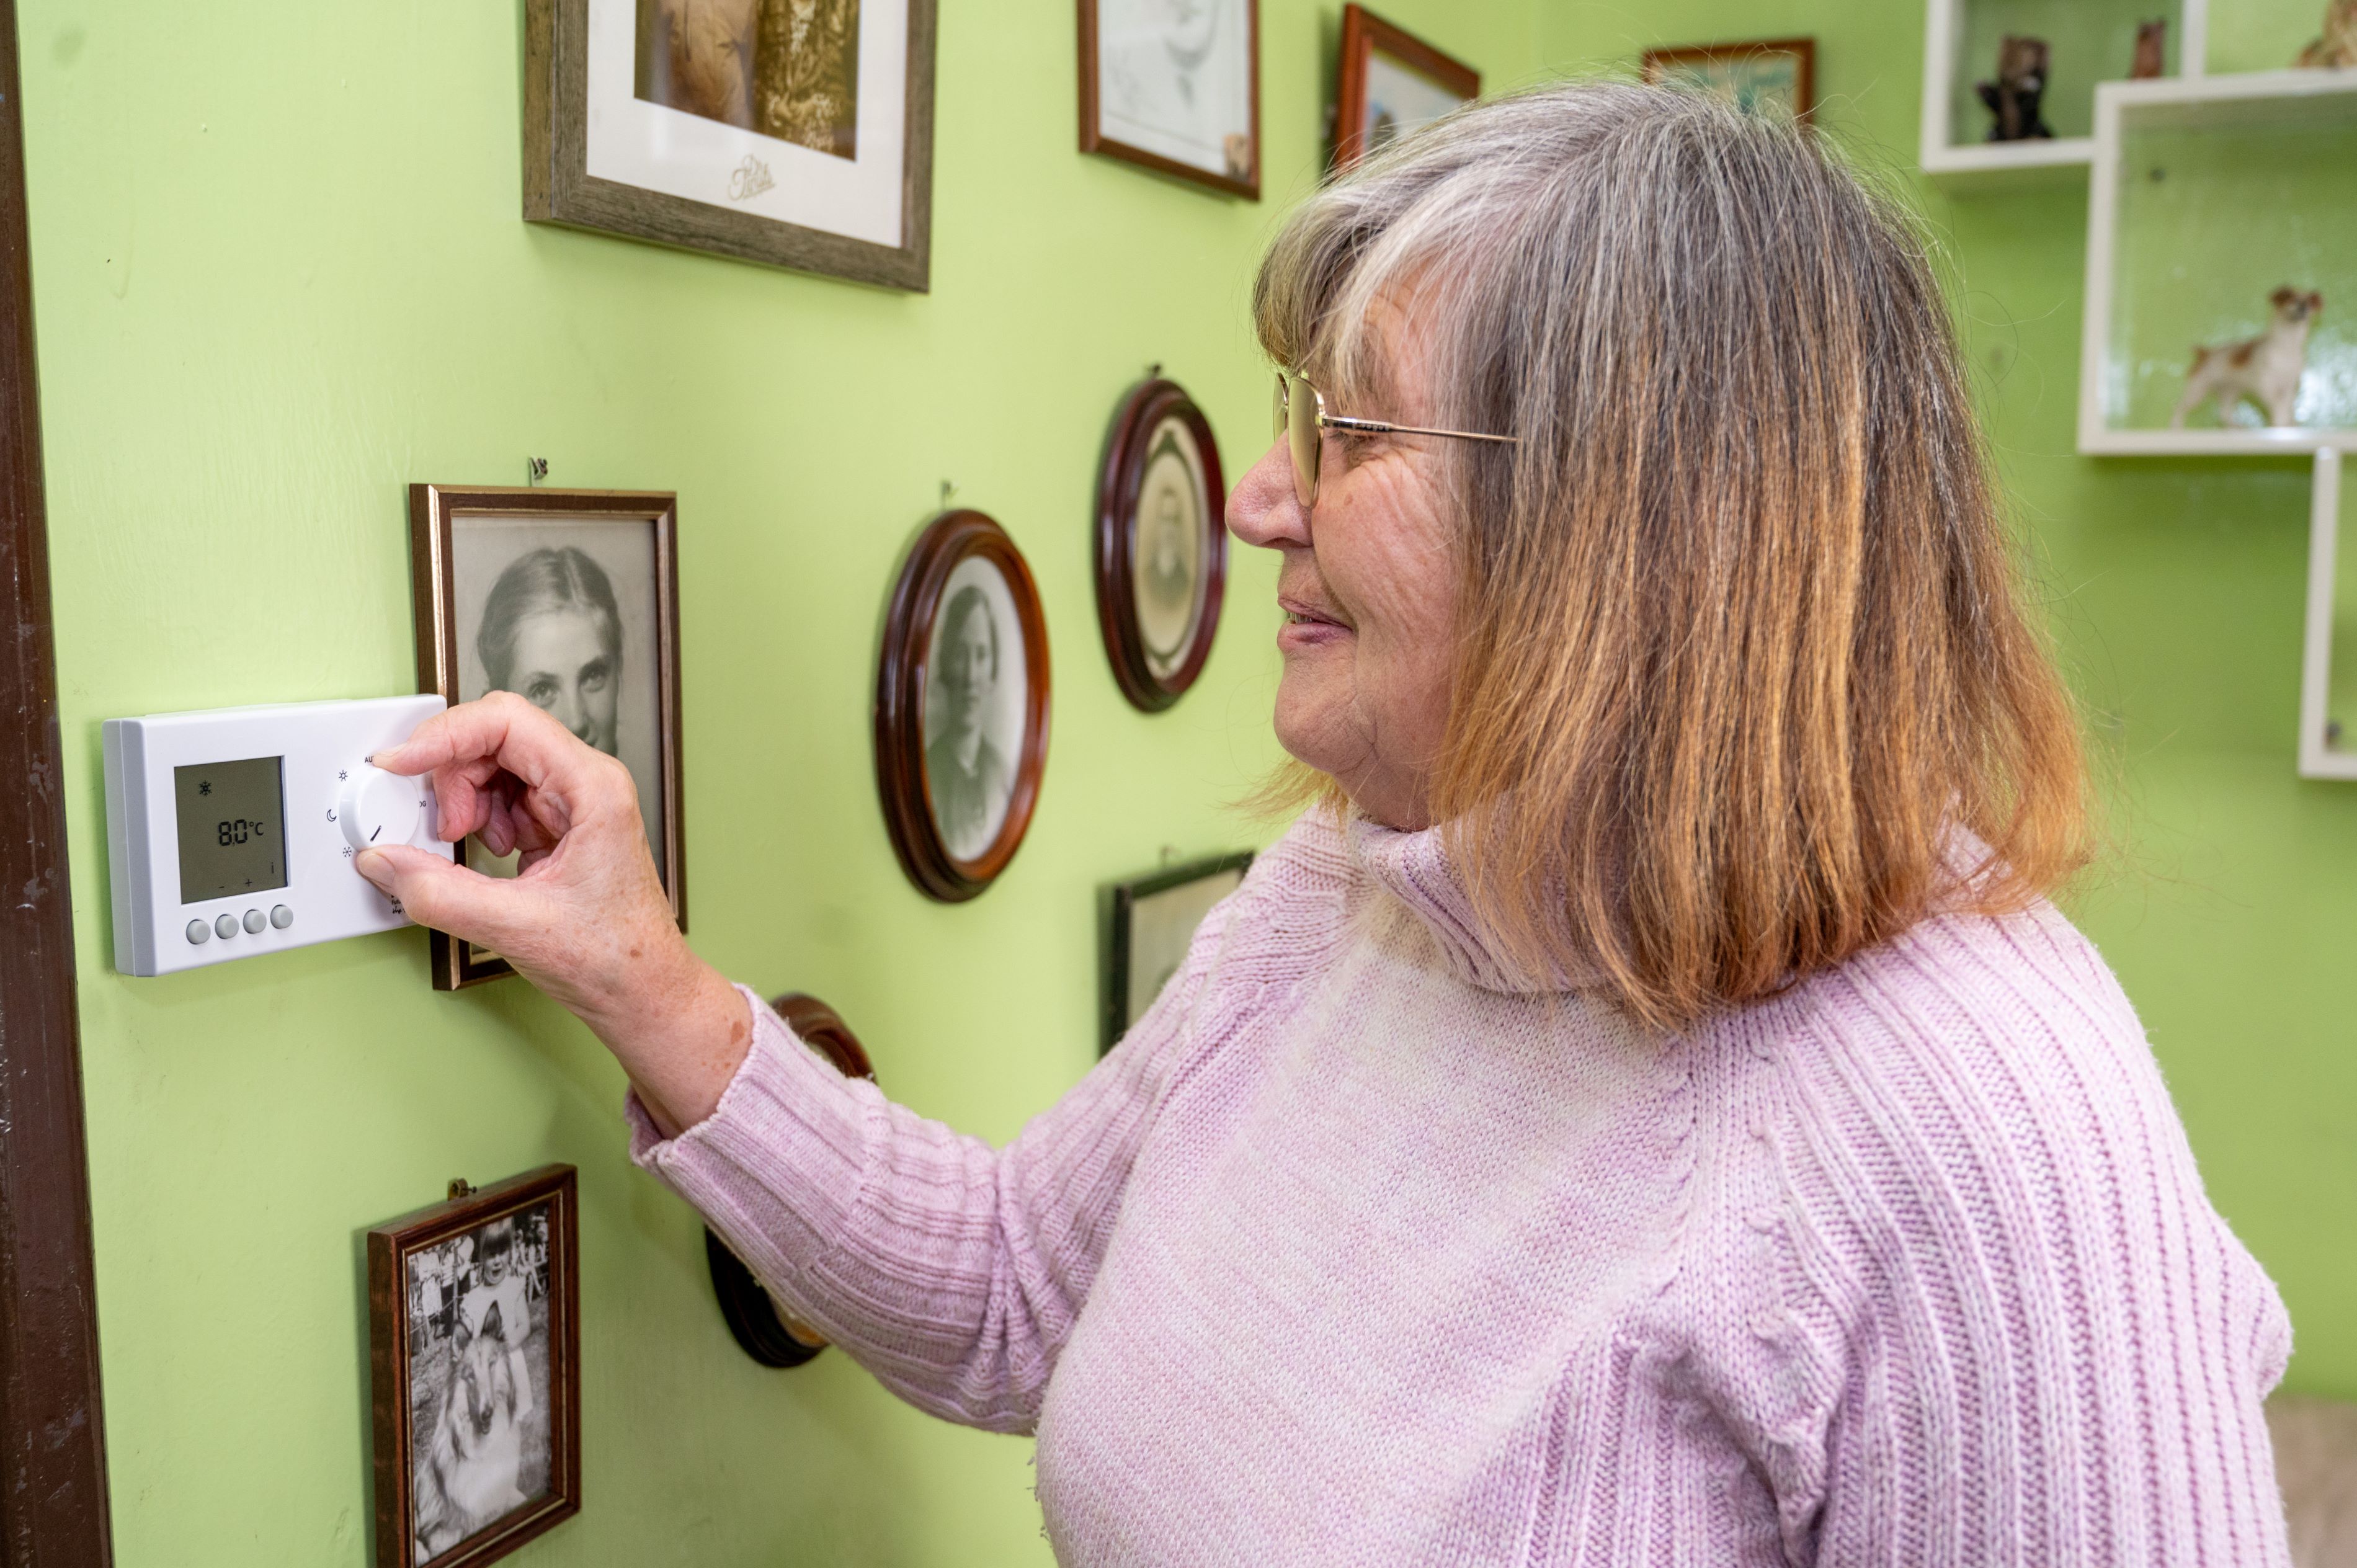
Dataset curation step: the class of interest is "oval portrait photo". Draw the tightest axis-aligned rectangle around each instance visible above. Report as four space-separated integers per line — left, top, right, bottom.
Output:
1095 377 1228 711
875 510 1051 901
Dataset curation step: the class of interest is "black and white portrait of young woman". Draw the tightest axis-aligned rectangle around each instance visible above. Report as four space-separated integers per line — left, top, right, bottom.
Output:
920 556 1027 863
1131 416 1211 682
450 519 671 888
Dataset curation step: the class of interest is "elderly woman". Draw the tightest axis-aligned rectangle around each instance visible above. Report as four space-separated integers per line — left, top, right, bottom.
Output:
359 86 2292 1564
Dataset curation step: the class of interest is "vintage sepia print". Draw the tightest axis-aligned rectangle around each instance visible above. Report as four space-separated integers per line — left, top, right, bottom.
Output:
1095 377 1228 711
1080 0 1260 196
1130 416 1210 681
636 0 862 158
922 555 1027 863
1332 7 1479 170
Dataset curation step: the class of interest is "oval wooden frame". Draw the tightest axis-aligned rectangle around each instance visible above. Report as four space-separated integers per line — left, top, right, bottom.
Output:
1095 379 1229 713
874 509 1053 901
705 994 877 1370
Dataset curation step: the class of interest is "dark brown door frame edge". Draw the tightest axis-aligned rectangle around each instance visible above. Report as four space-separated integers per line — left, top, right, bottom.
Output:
0 0 114 1560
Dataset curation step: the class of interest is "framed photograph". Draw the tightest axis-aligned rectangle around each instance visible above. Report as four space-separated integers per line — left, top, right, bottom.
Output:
523 0 937 290
1102 851 1252 1054
1332 6 1480 171
875 510 1051 902
409 486 685 990
1079 0 1260 198
705 992 874 1368
368 1165 579 1568
1641 36 1816 120
1095 377 1228 712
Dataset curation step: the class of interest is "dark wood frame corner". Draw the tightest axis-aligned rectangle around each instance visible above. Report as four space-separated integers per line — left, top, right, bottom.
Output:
1102 850 1254 1055
1077 0 1262 198
873 510 1053 903
1094 377 1228 713
1639 35 1817 121
704 993 874 1369
406 484 687 989
367 1165 581 1568
0 0 114 1559
1331 5 1481 171
523 0 938 290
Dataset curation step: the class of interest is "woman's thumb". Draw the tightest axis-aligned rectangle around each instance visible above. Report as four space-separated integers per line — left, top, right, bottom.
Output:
354 844 507 944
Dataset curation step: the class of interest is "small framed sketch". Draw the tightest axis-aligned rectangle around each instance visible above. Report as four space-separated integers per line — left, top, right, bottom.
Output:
368 1165 579 1568
875 510 1051 902
409 486 686 989
1332 6 1480 171
1641 36 1816 120
1079 0 1260 198
705 992 875 1368
523 0 938 290
1095 377 1228 711
1103 852 1252 1054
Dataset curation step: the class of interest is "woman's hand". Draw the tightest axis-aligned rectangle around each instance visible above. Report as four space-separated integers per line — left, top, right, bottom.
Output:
353 692 749 1137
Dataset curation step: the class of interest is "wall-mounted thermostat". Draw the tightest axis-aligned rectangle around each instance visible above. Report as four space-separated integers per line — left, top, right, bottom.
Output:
103 695 455 976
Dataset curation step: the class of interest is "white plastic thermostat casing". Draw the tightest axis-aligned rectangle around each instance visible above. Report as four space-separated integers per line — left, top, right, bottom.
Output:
102 695 453 976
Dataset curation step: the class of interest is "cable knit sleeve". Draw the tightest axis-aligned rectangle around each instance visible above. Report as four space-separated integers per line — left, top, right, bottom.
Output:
625 892 1249 1434
1761 907 2293 1566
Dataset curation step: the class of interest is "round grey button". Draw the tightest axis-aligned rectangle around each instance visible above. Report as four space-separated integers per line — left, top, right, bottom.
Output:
243 909 265 934
185 919 210 945
270 904 293 930
214 913 238 940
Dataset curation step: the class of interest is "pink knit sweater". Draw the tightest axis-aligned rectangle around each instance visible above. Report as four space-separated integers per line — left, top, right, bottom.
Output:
630 811 2294 1565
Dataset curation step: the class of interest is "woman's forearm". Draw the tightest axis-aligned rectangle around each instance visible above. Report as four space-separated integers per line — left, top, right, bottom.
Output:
578 945 752 1140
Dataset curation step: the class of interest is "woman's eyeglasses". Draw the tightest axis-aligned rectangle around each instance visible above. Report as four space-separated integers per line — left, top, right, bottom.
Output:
1273 370 1517 508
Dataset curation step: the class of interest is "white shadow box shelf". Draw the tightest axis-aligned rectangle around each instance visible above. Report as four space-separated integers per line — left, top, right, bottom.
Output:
2077 70 2357 456
1920 0 2201 184
2300 450 2357 778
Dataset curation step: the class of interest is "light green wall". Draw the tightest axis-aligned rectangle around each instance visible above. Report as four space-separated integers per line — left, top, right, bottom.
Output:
1544 0 2357 1397
20 2 1539 1562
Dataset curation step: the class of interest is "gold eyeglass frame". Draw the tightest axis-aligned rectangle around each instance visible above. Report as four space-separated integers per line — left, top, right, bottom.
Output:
1273 369 1517 507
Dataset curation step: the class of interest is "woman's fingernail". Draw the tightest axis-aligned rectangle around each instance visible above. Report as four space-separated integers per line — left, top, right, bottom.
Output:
353 849 393 889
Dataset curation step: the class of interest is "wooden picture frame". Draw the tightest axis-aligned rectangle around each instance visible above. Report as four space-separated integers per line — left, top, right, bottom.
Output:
1102 851 1253 1054
368 1165 581 1568
409 486 686 989
1640 36 1816 120
875 510 1053 902
524 0 938 290
1332 6 1481 171
705 992 876 1368
1095 377 1228 712
1078 0 1262 198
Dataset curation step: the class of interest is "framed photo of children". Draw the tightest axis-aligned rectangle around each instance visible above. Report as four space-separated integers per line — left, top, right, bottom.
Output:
1640 36 1815 120
368 1165 579 1568
1332 6 1479 171
1094 376 1228 711
523 0 938 290
1102 851 1252 1054
874 510 1052 902
409 486 686 990
1079 0 1260 197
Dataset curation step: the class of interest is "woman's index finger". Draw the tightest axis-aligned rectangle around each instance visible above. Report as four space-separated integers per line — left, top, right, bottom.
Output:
372 693 583 793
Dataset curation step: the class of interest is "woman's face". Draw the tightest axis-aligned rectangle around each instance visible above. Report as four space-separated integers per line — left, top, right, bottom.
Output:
939 603 996 740
1227 309 1460 831
505 609 620 755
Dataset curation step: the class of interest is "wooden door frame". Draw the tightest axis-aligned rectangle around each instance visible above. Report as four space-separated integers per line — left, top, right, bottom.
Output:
0 0 114 1560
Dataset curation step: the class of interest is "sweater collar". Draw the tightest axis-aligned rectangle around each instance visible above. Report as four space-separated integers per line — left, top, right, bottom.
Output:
1343 814 1601 996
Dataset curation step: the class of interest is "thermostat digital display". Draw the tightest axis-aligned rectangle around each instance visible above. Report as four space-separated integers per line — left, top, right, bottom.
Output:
104 695 455 976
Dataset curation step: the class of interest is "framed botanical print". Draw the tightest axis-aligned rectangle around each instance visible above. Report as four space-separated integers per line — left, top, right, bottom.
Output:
368 1165 579 1568
1332 6 1479 171
1102 851 1252 1054
409 486 686 989
1079 0 1260 198
1641 36 1816 120
875 510 1052 902
524 0 938 290
1095 376 1228 712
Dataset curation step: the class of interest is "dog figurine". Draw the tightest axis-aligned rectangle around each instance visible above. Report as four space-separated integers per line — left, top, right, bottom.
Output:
2298 0 2357 66
1977 36 2054 141
2169 287 2324 430
2131 18 2168 78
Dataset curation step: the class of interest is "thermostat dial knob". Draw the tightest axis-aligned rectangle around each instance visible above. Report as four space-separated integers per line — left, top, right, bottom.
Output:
338 765 424 853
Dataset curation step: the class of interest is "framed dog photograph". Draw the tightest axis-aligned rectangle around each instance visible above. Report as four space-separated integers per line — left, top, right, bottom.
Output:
524 0 938 290
1102 851 1252 1054
1095 376 1228 711
1079 0 1260 198
1641 36 1816 120
409 486 685 989
875 510 1051 902
368 1165 579 1568
1332 6 1479 171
